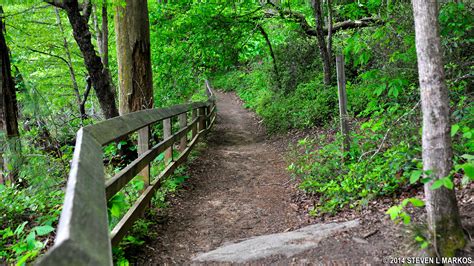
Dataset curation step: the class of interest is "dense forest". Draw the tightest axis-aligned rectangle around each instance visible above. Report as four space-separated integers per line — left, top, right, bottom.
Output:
0 0 473 264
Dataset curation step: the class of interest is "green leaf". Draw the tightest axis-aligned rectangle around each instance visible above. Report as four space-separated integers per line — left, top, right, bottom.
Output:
34 225 54 236
461 163 474 179
410 170 422 184
16 250 39 266
132 179 145 191
401 213 411 224
451 124 460 137
14 222 28 236
386 206 400 220
420 241 429 249
420 177 431 184
401 199 409 208
443 177 454 189
463 131 472 139
110 204 121 218
430 179 444 190
1 227 14 239
26 231 36 250
388 87 399 98
408 198 425 207
117 258 130 266
430 177 454 190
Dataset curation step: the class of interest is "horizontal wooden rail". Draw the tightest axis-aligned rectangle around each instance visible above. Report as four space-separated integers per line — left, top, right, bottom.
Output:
36 81 216 266
105 117 199 200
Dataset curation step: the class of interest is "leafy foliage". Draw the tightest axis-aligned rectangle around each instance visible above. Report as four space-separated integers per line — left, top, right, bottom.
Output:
0 0 472 263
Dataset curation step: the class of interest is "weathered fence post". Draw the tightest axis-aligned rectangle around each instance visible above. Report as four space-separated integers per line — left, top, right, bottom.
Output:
163 118 172 163
198 107 206 132
137 126 150 187
192 109 197 138
178 113 187 152
336 55 350 154
206 106 211 129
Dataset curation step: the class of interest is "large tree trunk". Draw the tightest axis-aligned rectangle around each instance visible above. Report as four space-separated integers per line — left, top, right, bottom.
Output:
50 1 119 119
114 0 153 114
0 8 20 184
412 0 465 257
311 0 331 85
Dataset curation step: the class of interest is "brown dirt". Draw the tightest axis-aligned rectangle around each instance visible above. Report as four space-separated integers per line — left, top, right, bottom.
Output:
133 91 303 264
131 91 474 265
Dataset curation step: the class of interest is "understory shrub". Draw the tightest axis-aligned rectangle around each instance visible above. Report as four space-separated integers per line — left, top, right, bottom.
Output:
288 112 421 215
213 65 338 132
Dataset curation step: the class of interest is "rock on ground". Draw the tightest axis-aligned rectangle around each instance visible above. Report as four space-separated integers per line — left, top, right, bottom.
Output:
193 220 359 263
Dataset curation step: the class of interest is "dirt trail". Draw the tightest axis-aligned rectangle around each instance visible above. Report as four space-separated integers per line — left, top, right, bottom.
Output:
134 91 303 264
133 91 474 264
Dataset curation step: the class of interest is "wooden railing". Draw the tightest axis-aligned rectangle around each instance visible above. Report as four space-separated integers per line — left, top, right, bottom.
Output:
36 81 216 265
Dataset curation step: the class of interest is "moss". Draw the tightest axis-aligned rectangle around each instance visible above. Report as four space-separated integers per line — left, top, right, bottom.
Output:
435 216 466 257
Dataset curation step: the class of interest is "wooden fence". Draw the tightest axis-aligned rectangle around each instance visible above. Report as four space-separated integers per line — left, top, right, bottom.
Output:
36 81 216 265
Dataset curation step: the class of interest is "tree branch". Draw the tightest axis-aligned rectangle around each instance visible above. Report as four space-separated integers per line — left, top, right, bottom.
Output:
82 76 92 106
23 46 70 66
1 4 50 18
264 8 382 36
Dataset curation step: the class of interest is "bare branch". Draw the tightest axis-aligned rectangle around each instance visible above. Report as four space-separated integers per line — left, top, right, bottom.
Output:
264 7 383 36
368 101 421 161
22 46 70 66
82 76 92 106
1 4 50 18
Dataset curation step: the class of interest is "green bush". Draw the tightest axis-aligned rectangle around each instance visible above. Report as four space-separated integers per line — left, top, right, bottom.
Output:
288 124 420 215
272 37 321 94
213 67 338 132
0 185 63 263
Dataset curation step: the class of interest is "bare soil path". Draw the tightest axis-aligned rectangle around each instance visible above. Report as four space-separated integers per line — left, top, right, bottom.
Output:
134 91 304 264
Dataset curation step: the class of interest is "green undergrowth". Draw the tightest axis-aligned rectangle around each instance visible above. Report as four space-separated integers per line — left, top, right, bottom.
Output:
0 134 71 264
288 96 471 215
0 185 63 264
212 63 347 132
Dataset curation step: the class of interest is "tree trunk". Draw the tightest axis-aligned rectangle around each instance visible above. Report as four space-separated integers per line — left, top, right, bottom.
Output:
101 0 109 69
0 8 20 184
326 0 333 65
114 0 153 114
92 5 102 55
92 1 109 69
52 1 119 119
412 0 465 257
257 24 281 91
311 0 331 85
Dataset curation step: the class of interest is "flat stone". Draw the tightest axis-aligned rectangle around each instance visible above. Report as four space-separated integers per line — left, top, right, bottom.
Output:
192 220 359 263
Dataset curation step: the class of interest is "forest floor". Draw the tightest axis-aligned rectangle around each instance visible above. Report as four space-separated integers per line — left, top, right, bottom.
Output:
132 91 474 265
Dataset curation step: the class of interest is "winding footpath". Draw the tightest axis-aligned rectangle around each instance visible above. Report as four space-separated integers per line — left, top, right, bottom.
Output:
134 91 386 264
